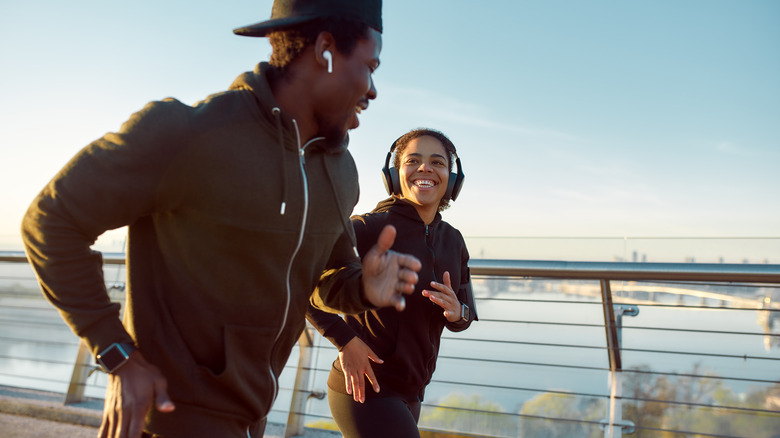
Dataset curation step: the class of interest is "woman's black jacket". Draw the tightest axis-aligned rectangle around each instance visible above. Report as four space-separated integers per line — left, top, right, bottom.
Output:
306 197 478 402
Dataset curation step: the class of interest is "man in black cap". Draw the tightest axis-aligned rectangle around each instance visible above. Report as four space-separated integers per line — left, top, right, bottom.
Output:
22 1 418 437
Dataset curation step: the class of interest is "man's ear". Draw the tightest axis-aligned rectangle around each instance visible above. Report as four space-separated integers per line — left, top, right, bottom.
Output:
314 32 337 73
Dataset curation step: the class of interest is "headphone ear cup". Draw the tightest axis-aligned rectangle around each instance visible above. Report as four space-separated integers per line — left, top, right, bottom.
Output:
381 151 402 196
381 166 393 196
444 172 457 201
382 136 406 196
389 167 401 195
446 157 465 201
450 172 464 201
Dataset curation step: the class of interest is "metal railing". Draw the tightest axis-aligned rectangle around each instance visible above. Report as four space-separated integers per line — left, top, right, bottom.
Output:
1 251 779 437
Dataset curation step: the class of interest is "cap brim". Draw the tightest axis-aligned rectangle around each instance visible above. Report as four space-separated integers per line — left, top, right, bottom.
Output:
233 16 317 37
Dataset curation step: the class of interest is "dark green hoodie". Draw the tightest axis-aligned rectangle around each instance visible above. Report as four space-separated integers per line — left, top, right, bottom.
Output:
21 62 369 435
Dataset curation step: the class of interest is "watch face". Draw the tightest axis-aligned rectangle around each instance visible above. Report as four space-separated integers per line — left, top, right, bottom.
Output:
97 344 130 373
461 303 469 321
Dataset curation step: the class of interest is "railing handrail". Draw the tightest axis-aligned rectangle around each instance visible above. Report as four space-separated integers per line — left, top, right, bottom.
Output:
469 258 780 283
0 251 26 263
5 250 779 283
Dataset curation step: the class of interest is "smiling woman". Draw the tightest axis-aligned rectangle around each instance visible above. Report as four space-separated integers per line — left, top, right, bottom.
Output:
306 128 476 438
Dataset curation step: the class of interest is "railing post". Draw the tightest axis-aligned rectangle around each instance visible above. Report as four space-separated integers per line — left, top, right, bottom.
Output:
606 369 623 438
600 280 639 437
600 279 622 438
601 280 620 372
64 339 94 404
285 326 320 437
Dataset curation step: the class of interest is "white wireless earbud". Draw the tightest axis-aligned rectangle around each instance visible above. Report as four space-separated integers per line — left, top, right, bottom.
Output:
323 50 333 73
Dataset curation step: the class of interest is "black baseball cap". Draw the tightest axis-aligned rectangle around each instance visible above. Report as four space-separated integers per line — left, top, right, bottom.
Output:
234 0 382 37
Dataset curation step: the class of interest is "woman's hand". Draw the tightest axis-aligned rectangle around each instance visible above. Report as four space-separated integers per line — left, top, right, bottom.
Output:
339 337 384 403
422 271 462 323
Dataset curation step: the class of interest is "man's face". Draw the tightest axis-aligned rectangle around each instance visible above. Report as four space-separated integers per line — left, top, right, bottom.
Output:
315 28 382 148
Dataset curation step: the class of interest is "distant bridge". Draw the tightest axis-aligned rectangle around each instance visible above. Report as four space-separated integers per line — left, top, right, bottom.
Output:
557 281 779 309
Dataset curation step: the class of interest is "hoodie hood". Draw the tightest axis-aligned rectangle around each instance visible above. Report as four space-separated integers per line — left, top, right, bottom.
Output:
228 62 355 217
228 62 350 154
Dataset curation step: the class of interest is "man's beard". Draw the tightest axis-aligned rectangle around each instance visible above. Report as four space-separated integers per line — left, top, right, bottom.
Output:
317 119 350 153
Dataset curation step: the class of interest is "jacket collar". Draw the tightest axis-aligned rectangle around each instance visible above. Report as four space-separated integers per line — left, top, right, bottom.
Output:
373 197 442 227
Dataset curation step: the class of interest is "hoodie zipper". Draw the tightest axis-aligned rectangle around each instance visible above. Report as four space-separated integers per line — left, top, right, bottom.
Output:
424 222 440 393
268 117 325 407
425 224 437 282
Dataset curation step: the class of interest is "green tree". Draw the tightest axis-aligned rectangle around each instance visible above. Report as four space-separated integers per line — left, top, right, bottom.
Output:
623 364 780 438
623 365 677 436
518 392 604 438
420 393 516 437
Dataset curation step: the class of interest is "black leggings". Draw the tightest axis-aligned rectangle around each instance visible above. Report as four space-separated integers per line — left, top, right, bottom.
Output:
328 387 421 438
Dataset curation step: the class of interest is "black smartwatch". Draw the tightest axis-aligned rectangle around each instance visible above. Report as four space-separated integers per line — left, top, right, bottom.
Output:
460 303 470 322
96 342 137 374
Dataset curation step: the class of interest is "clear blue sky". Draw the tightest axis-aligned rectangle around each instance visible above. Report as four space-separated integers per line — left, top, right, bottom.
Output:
1 1 778 255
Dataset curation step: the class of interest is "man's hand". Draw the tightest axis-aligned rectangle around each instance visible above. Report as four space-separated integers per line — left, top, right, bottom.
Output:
361 225 421 311
339 337 383 403
422 271 462 323
98 351 174 438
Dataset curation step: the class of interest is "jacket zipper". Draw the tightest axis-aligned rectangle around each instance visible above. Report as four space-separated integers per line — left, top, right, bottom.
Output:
268 119 323 408
425 222 441 385
425 224 437 282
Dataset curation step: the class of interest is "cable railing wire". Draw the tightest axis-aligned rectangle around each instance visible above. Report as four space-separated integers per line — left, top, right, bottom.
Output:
0 319 77 329
0 354 83 368
478 296 780 313
477 317 774 338
0 372 73 387
423 402 606 433
619 366 780 386
443 336 780 363
630 424 747 438
307 334 780 386
616 394 780 416
0 336 80 348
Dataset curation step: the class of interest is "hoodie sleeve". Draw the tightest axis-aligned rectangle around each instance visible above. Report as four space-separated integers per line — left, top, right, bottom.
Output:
20 99 187 357
305 304 357 351
445 232 478 332
310 218 375 315
311 214 380 315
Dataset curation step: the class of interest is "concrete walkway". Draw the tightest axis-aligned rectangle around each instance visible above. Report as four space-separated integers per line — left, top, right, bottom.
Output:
0 412 97 438
0 385 339 438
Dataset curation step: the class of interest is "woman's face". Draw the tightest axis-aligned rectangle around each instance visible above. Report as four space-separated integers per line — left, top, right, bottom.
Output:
398 135 450 213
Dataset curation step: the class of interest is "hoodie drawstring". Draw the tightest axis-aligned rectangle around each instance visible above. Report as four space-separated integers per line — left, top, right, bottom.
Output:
272 107 287 215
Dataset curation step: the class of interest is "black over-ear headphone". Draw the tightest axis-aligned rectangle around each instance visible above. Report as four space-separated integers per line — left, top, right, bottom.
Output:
381 135 465 201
